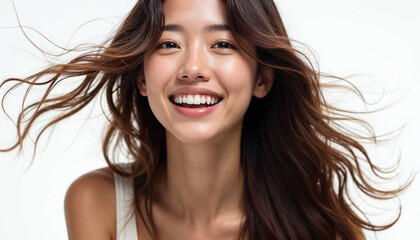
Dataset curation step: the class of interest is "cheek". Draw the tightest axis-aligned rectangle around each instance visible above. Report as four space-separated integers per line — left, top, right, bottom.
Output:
213 55 257 94
211 56 258 127
142 55 178 124
143 55 179 90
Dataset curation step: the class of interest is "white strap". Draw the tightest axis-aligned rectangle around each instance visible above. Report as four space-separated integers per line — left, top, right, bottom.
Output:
114 169 138 240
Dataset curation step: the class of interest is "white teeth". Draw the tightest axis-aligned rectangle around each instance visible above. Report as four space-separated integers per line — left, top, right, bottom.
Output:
193 95 201 105
173 94 220 106
187 95 194 104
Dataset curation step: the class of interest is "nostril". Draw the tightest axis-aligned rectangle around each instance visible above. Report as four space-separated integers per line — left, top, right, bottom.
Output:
178 72 208 81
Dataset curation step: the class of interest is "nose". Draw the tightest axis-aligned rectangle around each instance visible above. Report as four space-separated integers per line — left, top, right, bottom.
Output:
177 42 211 82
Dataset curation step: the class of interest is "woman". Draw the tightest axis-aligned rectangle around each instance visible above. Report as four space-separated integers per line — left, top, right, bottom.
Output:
0 0 407 239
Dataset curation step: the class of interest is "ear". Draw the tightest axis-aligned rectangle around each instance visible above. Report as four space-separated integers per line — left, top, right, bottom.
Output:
136 76 147 97
253 65 274 98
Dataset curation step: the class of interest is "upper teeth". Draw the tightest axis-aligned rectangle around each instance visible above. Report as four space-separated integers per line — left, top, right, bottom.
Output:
173 94 220 105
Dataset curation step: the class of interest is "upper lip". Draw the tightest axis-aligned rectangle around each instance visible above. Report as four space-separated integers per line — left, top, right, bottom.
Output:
169 87 223 98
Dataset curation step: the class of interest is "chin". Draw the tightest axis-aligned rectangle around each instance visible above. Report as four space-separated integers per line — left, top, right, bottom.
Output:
167 124 220 144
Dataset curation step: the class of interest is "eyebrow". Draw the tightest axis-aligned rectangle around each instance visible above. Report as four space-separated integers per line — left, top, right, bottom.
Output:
163 24 230 33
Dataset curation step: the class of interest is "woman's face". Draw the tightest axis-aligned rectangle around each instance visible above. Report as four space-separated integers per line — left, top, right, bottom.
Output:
141 0 266 144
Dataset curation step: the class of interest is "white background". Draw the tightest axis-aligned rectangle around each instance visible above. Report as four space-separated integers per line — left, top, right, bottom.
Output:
0 0 419 239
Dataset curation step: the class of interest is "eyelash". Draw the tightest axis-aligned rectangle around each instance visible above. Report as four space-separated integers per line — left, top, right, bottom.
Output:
211 40 236 49
156 40 236 50
157 41 180 49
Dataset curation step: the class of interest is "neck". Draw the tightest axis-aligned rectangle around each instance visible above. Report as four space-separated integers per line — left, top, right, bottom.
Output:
157 129 244 227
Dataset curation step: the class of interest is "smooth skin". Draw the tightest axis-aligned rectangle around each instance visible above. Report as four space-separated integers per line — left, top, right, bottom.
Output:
64 0 273 239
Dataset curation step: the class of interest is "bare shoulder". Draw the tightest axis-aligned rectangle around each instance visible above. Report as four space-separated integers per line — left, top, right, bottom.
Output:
64 167 116 240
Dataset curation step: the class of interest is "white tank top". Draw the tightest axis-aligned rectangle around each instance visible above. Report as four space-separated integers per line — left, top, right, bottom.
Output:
114 170 138 240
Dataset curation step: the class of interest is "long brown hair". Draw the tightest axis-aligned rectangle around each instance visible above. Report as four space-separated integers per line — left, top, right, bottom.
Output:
1 0 409 239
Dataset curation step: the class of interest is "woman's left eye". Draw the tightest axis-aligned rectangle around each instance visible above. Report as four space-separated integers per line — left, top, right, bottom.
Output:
212 41 236 49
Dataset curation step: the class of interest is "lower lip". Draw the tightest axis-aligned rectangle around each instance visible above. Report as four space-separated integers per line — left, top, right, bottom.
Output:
172 102 219 118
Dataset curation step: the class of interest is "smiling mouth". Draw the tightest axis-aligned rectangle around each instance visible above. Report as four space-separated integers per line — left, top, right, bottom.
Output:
169 94 223 108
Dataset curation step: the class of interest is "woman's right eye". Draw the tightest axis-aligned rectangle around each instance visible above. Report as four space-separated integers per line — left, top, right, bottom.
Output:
157 41 180 49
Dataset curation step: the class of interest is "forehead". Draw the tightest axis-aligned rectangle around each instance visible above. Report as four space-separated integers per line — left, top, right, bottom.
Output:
162 0 227 26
